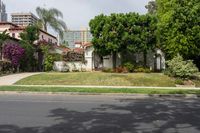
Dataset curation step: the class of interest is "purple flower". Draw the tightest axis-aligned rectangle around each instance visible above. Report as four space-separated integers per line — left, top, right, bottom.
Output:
3 43 25 67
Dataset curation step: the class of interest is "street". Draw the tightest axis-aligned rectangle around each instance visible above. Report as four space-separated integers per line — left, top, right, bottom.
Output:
0 94 200 133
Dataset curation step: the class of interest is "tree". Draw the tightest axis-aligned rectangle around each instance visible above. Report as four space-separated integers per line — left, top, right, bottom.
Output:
19 25 40 71
156 0 200 60
90 13 128 68
137 14 157 66
0 30 9 60
90 13 157 67
36 7 67 39
145 0 157 14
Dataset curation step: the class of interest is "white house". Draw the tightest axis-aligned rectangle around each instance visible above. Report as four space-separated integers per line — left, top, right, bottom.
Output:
54 41 166 72
83 44 165 71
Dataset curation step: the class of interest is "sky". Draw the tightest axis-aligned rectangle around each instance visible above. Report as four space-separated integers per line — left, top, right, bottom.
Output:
4 0 150 31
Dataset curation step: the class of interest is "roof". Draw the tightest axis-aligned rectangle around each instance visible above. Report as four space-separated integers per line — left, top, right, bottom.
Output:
73 48 84 53
0 22 19 27
83 42 92 48
53 45 71 53
39 29 57 40
0 22 57 40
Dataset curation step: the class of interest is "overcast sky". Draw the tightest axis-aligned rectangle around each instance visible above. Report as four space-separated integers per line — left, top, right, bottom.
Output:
4 0 150 30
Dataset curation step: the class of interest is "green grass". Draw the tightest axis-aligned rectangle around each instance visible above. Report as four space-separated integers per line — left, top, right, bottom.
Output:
0 86 200 94
16 72 176 87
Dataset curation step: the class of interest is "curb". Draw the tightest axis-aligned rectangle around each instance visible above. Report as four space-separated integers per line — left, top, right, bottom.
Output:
4 85 200 90
0 91 199 98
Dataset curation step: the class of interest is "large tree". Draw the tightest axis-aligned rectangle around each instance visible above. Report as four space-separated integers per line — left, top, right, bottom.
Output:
90 13 156 67
36 7 67 39
156 0 200 60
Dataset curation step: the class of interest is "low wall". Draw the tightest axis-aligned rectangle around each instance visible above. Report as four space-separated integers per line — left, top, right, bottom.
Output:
53 61 89 72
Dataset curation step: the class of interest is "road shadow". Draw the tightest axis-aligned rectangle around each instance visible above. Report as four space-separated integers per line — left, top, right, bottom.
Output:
0 98 200 133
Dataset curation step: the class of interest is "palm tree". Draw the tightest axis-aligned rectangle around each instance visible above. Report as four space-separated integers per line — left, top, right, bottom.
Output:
36 7 67 39
0 30 9 60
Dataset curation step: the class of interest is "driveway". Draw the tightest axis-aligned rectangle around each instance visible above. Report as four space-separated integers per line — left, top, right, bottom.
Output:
0 73 41 85
0 94 200 133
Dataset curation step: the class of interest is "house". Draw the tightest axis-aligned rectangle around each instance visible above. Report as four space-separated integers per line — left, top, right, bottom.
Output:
0 22 58 45
83 43 165 71
0 22 58 71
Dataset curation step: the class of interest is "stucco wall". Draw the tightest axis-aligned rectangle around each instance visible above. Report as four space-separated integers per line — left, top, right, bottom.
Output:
84 46 94 71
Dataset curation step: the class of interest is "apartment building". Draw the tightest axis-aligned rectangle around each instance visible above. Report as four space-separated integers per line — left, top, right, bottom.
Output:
11 13 38 27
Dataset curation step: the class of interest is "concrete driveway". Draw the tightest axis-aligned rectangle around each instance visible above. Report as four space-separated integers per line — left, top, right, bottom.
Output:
0 73 41 85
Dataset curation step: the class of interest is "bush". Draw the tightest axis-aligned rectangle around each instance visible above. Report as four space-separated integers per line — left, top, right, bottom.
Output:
115 66 128 73
102 68 114 73
0 60 12 74
51 53 62 61
166 54 199 79
175 79 184 85
123 62 134 72
44 55 54 71
3 43 25 67
135 67 151 73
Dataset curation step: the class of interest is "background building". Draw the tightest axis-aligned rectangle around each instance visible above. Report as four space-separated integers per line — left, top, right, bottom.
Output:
0 0 7 22
62 28 93 48
11 13 38 27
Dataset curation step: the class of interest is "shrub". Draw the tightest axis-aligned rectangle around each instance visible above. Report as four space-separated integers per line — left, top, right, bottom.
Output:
102 68 114 73
51 53 62 61
135 67 151 73
115 66 128 73
0 60 12 74
166 54 199 79
123 62 134 72
3 43 25 67
44 55 54 71
175 79 184 85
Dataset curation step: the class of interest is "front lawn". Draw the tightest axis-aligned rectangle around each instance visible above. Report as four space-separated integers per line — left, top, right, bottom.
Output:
0 86 200 94
15 72 176 87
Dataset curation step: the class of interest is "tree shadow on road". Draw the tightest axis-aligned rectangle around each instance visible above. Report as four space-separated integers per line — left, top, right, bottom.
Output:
1 98 200 133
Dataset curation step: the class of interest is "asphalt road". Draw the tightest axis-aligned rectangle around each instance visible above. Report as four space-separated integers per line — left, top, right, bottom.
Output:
0 94 200 133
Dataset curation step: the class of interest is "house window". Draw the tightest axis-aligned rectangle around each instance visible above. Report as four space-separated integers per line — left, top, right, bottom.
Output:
42 35 44 39
12 33 15 38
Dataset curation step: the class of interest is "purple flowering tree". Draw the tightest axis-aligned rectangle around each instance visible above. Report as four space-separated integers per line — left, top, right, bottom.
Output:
3 43 25 67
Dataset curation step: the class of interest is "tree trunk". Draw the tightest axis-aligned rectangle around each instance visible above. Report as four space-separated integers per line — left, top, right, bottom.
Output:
112 51 117 69
44 23 47 32
0 46 2 60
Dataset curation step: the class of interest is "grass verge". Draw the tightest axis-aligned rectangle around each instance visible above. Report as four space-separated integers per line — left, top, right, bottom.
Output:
0 86 200 94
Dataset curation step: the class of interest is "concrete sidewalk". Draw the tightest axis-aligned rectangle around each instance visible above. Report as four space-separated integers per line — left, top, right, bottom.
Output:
0 73 41 85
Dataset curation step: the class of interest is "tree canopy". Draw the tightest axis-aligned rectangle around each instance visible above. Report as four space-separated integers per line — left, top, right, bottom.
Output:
156 0 200 59
89 13 157 67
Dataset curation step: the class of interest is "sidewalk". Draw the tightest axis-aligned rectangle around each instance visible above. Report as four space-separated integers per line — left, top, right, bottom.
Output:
0 73 41 85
